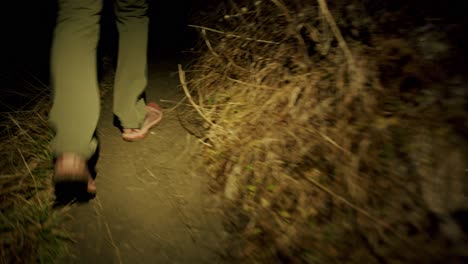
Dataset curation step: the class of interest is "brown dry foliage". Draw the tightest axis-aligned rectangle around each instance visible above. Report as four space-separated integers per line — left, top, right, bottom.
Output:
0 100 73 264
183 0 468 263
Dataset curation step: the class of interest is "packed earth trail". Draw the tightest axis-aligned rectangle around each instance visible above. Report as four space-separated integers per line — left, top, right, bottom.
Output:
60 58 223 264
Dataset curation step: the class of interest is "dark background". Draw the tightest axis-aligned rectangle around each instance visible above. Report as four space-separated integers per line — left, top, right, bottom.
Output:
0 0 204 112
1 0 467 113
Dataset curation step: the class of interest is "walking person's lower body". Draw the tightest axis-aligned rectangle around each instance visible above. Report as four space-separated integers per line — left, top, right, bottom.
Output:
49 0 162 199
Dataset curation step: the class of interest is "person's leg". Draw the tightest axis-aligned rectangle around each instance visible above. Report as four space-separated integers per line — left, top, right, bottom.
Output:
113 0 149 129
49 0 103 195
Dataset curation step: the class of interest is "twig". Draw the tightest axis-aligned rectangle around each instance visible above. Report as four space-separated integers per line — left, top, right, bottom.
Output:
36 111 47 124
8 114 35 142
189 25 280 45
160 99 193 107
316 0 364 104
227 0 249 25
178 64 220 129
224 11 256 18
201 29 220 58
316 0 355 68
198 138 213 148
145 167 159 181
18 148 42 207
161 97 188 113
26 70 48 91
317 131 351 156
227 77 276 90
270 0 293 21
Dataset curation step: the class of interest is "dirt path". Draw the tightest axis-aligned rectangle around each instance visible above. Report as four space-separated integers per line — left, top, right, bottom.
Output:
61 59 223 264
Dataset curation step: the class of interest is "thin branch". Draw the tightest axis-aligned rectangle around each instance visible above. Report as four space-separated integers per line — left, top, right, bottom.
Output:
178 64 220 129
227 77 277 90
316 0 355 68
316 0 363 104
161 97 188 113
189 25 280 45
201 29 220 58
270 0 293 21
18 148 42 207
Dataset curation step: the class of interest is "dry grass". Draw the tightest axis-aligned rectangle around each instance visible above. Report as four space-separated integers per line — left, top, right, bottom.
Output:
182 0 467 262
0 55 116 263
0 74 72 263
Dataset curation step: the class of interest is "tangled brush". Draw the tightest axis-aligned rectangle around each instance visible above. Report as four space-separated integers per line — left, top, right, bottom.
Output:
180 0 468 262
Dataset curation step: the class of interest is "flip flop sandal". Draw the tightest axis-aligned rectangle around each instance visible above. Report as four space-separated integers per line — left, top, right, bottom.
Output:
122 102 163 142
53 153 96 200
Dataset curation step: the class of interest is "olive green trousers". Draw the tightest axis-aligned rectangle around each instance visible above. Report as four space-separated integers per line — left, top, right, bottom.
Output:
49 0 149 159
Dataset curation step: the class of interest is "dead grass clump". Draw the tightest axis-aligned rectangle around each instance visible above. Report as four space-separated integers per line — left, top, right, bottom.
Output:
0 78 72 263
183 0 468 262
